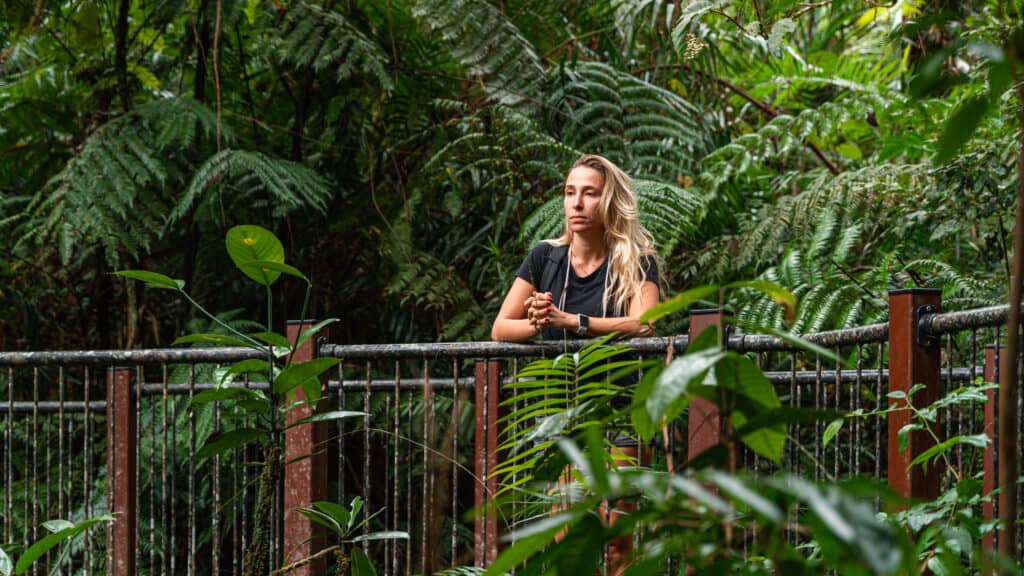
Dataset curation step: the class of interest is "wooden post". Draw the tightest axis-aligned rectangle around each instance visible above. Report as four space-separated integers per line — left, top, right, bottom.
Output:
982 346 1004 551
474 359 501 567
687 309 725 463
887 289 942 501
282 320 329 575
106 366 136 576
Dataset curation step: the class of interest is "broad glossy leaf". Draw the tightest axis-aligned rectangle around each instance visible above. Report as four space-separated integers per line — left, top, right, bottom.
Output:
293 318 340 351
172 333 259 349
352 531 409 542
350 547 376 576
487 513 578 576
225 225 285 285
219 359 271 386
311 501 350 528
719 354 785 464
252 331 291 348
638 284 720 324
187 387 265 412
935 95 989 165
822 418 845 448
15 516 112 575
292 507 342 536
273 358 340 395
194 428 266 463
114 270 184 291
642 348 725 441
286 410 366 429
704 470 782 523
237 260 307 284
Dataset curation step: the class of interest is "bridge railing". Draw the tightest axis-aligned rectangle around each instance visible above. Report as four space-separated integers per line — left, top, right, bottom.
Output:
1 289 1021 574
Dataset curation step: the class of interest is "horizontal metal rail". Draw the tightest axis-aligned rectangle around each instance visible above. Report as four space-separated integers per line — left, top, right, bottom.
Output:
920 304 1008 336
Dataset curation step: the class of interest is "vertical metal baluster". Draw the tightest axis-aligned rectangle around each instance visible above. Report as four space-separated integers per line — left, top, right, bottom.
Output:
853 346 862 476
44 394 51 574
363 361 371 553
189 363 196 576
5 367 11 545
875 343 883 482
213 390 222 575
422 359 434 576
136 366 143 573
58 367 65 553
31 367 39 574
814 355 821 481
105 367 112 575
510 356 518 541
452 359 461 566
84 367 93 570
835 346 841 479
170 368 177 576
233 396 239 576
946 334 956 481
162 365 169 576
790 352 798 473
393 360 401 576
384 382 392 575
993 327 1001 549
337 363 346 507
969 329 978 437
240 373 251 576
147 369 155 575
406 366 413 576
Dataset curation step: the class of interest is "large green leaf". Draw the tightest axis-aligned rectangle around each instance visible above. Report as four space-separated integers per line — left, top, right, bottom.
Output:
172 333 260 349
638 284 720 324
15 516 113 575
273 358 341 396
194 428 267 463
225 225 285 285
639 348 725 441
350 547 376 576
934 95 989 165
717 354 785 464
114 270 184 291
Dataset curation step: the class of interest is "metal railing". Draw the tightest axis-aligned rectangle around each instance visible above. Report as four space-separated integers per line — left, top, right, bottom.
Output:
1 289 1022 574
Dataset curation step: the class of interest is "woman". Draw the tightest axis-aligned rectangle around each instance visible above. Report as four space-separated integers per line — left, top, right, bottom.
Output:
491 154 660 342
491 154 661 572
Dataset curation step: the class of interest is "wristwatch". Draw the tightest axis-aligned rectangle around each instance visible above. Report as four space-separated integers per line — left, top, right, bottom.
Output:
576 313 589 336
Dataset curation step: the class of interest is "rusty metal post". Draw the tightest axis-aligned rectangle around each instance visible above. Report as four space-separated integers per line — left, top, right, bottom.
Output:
887 289 942 502
283 320 329 575
106 366 136 576
687 309 725 462
983 346 1004 551
474 360 501 567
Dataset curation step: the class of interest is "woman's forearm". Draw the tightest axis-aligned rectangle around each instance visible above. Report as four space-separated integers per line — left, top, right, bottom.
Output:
490 318 540 342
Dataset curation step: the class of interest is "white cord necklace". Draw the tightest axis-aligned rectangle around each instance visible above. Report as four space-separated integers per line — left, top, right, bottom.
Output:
559 245 611 319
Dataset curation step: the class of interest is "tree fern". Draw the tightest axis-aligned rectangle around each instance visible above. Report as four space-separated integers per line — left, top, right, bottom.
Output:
414 0 545 108
169 149 333 225
277 2 393 90
545 61 711 181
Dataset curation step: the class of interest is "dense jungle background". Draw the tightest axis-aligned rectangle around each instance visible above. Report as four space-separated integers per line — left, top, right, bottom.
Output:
0 0 1018 349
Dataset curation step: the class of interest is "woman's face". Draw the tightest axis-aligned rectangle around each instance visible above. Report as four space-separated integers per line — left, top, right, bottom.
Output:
563 166 605 236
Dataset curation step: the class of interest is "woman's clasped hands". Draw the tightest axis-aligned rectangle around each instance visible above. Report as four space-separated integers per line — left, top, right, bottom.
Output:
524 291 565 333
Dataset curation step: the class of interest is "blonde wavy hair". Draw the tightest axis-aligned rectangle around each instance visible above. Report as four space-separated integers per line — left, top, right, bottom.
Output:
549 154 658 315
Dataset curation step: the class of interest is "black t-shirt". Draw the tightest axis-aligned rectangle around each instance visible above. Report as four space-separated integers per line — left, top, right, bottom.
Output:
515 242 659 341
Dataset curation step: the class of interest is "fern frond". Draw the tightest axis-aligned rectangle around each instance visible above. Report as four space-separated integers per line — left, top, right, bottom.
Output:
278 2 393 90
171 149 333 225
414 0 544 108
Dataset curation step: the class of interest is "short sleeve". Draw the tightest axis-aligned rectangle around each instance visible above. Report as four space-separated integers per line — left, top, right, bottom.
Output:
640 253 660 286
515 243 551 288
